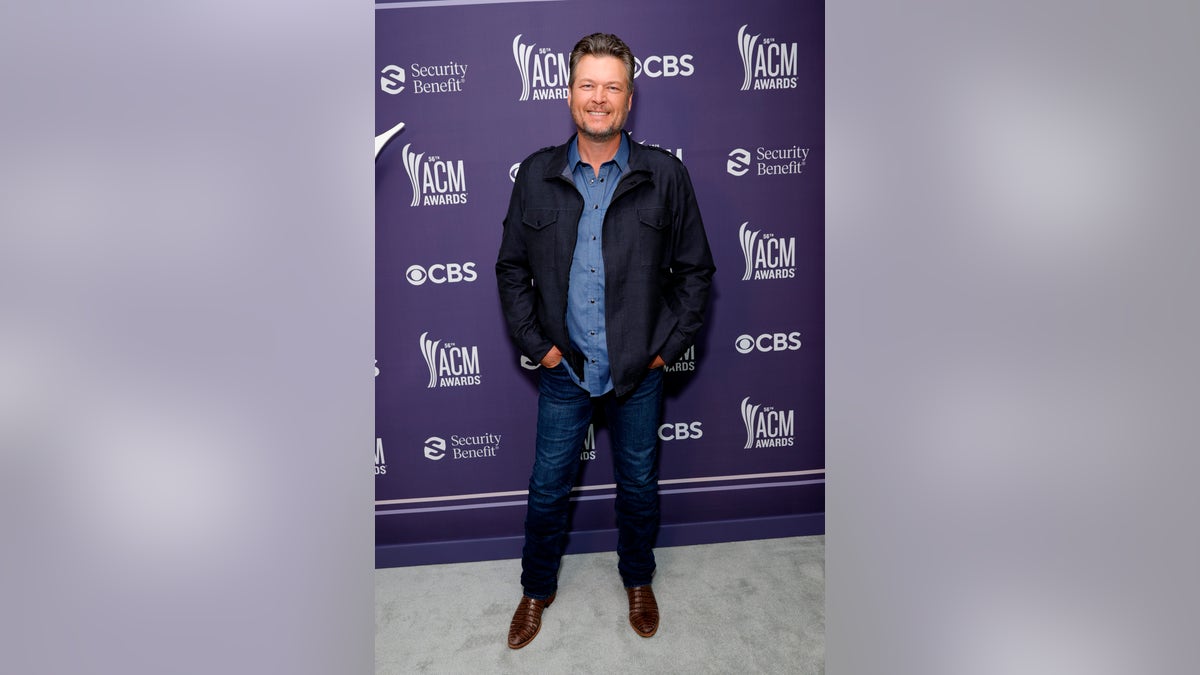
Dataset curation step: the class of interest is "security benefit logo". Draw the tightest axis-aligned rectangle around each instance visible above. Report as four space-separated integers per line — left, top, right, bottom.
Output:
380 65 405 94
419 332 482 388
726 145 809 177
379 60 468 96
512 35 570 101
401 143 468 207
740 397 795 449
375 437 388 476
422 433 501 462
739 222 796 280
736 24 799 91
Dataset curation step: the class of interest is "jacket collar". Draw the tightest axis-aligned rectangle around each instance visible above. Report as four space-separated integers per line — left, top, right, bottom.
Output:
543 131 649 180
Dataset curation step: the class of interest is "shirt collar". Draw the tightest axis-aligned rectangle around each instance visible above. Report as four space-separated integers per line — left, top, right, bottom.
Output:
568 133 630 174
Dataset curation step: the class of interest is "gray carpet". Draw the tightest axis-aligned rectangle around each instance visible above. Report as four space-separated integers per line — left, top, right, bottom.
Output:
375 535 824 674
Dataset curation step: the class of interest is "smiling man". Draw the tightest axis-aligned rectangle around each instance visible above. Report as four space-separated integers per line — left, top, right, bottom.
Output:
496 33 715 649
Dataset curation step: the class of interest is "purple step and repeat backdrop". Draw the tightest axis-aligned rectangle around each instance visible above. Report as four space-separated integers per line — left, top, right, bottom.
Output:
375 0 823 568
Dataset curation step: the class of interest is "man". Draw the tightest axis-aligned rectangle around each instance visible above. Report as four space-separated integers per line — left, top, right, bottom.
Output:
495 33 715 649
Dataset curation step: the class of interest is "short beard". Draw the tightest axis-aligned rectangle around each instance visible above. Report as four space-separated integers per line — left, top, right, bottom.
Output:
579 125 620 143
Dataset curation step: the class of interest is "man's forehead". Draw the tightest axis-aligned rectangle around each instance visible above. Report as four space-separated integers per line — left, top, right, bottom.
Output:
572 53 631 93
575 54 626 75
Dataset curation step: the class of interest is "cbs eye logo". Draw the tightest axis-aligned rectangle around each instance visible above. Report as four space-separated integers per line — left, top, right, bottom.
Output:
380 65 405 94
734 334 756 353
727 148 751 176
633 54 695 78
736 332 802 354
405 262 477 286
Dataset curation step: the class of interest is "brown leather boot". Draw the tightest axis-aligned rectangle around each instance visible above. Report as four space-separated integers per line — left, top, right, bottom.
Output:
626 585 659 637
507 593 555 649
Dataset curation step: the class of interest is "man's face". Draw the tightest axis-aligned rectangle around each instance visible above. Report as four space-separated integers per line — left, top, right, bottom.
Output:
567 54 633 143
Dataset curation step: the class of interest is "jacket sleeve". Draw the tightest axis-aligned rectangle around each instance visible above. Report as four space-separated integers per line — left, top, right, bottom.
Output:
495 166 554 363
659 163 716 364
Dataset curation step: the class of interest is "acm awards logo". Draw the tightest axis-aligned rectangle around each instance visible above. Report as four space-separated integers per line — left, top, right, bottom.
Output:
664 344 696 373
512 35 570 101
639 140 684 162
579 424 596 461
375 437 387 475
739 222 796 280
740 397 795 449
737 24 799 91
419 332 482 388
401 143 468 207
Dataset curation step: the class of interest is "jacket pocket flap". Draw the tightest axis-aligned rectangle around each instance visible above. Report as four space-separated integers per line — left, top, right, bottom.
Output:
522 208 559 230
638 207 668 230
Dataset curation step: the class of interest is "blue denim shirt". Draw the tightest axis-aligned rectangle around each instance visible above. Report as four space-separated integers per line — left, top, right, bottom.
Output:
563 135 629 396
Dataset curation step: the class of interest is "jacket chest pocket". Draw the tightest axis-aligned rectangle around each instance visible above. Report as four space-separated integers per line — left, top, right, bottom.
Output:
522 208 565 269
637 207 670 267
523 208 561 230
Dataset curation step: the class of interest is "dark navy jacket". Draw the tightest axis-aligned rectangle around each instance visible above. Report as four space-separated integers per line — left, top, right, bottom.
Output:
496 132 716 397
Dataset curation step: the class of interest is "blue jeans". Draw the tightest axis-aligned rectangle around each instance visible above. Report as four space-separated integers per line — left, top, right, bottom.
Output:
520 365 664 599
